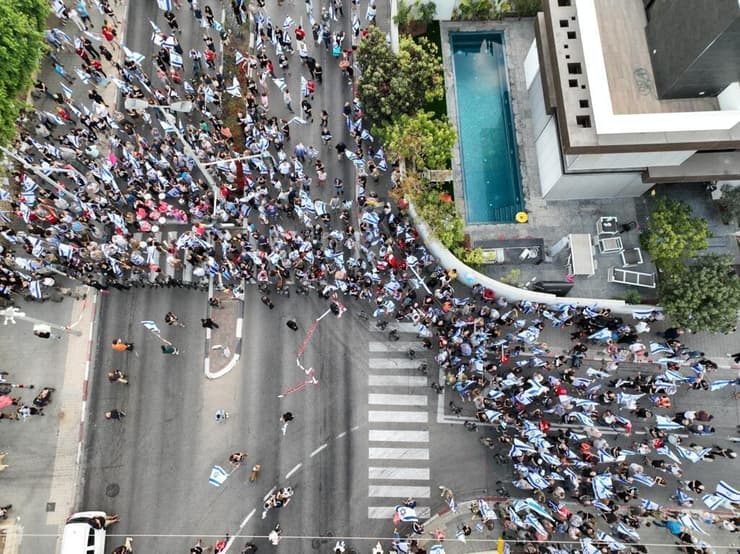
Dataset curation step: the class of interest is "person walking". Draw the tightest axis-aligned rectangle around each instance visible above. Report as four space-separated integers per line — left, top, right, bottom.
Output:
282 89 293 113
286 319 298 331
201 317 219 329
161 344 180 355
105 409 126 420
261 295 274 309
165 311 185 326
280 412 293 435
111 339 134 352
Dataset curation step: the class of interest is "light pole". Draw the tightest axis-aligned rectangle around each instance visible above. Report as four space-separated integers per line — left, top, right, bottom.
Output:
124 98 221 218
0 306 82 336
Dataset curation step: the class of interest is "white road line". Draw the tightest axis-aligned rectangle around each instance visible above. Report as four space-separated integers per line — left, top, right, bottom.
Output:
369 341 420 352
368 322 419 333
263 486 276 501
369 430 429 442
368 410 428 423
285 463 302 479
351 425 360 431
336 431 347 438
369 375 428 387
235 318 243 339
369 485 431 498
368 359 421 369
368 506 431 519
368 467 430 480
368 393 428 406
368 447 429 460
310 443 328 457
239 508 256 528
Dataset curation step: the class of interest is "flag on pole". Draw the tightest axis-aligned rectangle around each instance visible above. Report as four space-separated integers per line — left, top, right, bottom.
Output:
28 280 43 299
235 50 247 66
60 82 74 99
141 320 161 334
393 505 418 523
226 76 242 97
209 465 229 486
716 481 740 503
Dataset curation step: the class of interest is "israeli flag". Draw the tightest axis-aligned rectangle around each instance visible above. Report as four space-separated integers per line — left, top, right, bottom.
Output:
524 498 555 521
597 450 617 464
650 342 674 355
588 328 612 341
596 530 625 551
540 452 560 467
632 309 660 320
478 499 496 521
300 75 309 97
235 50 246 66
123 46 146 65
640 498 661 511
60 82 74 99
581 539 599 554
272 77 287 91
524 513 547 536
567 411 595 427
58 243 76 259
141 320 161 334
709 379 734 391
615 522 640 542
678 514 708 535
19 203 32 223
160 118 177 134
663 369 689 382
676 445 711 463
157 0 172 10
209 465 229 486
508 507 526 528
655 415 683 430
170 51 183 69
656 445 681 464
394 505 418 522
674 488 693 505
28 280 43 299
617 392 644 407
592 473 613 499
631 473 655 487
360 129 374 142
702 494 727 510
716 480 740 503
226 76 242 97
282 15 294 29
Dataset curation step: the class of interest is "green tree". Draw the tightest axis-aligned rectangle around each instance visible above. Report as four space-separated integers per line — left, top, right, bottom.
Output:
511 0 542 16
356 27 443 126
16 0 50 30
659 254 740 333
640 199 710 272
378 110 456 170
717 185 740 226
0 0 47 145
451 0 493 20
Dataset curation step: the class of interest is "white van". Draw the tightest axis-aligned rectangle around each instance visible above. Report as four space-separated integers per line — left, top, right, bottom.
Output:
60 511 107 554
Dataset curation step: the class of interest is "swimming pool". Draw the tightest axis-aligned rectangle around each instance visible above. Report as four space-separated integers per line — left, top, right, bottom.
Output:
450 31 523 224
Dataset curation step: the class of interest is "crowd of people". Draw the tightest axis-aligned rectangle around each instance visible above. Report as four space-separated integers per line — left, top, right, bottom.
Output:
0 0 737 551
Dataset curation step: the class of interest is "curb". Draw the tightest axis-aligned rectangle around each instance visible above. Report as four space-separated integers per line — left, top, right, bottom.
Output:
203 279 245 380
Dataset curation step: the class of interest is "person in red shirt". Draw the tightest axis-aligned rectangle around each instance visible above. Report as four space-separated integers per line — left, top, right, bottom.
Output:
295 25 306 40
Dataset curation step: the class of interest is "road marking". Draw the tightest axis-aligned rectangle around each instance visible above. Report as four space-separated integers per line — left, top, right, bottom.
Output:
369 341 420 352
336 431 347 438
368 506 431 519
368 447 429 460
235 318 243 339
369 375 428 387
369 393 428 406
369 410 428 423
263 486 276 501
369 359 421 369
369 430 429 442
369 322 419 333
285 463 302 479
351 425 360 431
368 467 430 480
240 508 256 528
369 485 431 498
310 443 328 457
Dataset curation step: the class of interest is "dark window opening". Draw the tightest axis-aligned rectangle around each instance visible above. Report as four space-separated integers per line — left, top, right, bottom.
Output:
579 99 589 108
576 115 591 128
559 19 569 27
568 79 578 88
567 62 582 74
567 31 576 39
558 0 571 6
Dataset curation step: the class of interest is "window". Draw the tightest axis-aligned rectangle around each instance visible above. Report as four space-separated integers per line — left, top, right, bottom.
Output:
579 99 589 108
565 54 570 59
567 62 582 74
567 31 576 39
576 115 591 127
568 79 578 88
558 0 571 5
559 19 569 27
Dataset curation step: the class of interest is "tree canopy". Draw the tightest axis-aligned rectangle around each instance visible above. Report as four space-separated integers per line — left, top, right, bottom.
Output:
659 254 740 333
356 27 443 127
378 110 456 170
0 0 48 145
640 199 710 272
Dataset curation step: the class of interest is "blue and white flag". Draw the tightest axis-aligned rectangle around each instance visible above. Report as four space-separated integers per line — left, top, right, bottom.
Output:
226 76 242 97
160 118 177 134
617 392 644 407
650 342 674 355
524 472 549 490
655 415 683 430
581 539 599 554
567 411 595 427
524 513 547 536
615 522 640 542
716 481 740 503
674 488 693 505
588 328 612 341
478 499 496 522
508 507 526 528
640 498 661 511
709 379 734 391
60 82 74 99
209 464 229 486
58 243 76 259
596 530 625 551
598 450 617 464
28 280 43 299
157 0 172 9
632 309 659 320
235 50 247 66
429 546 445 554
592 473 613 499
141 320 161 334
631 473 655 487
394 505 418 522
523 498 554 521
656 445 681 464
702 493 727 510
678 514 708 535
676 445 711 463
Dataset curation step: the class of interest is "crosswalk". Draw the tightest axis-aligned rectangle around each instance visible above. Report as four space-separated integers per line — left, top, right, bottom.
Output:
366 322 433 520
130 230 205 286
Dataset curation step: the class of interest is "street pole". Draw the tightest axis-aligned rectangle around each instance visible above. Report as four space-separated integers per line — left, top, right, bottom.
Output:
0 306 82 336
0 146 80 206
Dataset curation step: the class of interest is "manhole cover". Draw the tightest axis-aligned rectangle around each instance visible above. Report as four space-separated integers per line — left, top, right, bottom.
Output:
105 483 120 497
46 502 55 512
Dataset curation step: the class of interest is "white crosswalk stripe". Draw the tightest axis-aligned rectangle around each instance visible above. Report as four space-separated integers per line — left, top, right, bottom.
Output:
131 230 205 286
365 325 433 520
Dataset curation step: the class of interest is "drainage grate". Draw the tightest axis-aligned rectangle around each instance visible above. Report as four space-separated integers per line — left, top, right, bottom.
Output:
46 502 55 512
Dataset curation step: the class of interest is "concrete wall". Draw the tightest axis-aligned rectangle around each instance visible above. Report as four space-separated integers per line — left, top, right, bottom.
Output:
565 150 696 172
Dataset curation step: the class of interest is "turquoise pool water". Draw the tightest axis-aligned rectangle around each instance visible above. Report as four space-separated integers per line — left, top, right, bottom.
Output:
450 32 523 224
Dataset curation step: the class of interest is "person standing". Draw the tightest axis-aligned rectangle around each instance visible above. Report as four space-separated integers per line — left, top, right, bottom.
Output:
283 89 293 113
261 295 274 309
201 317 219 329
280 412 293 435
